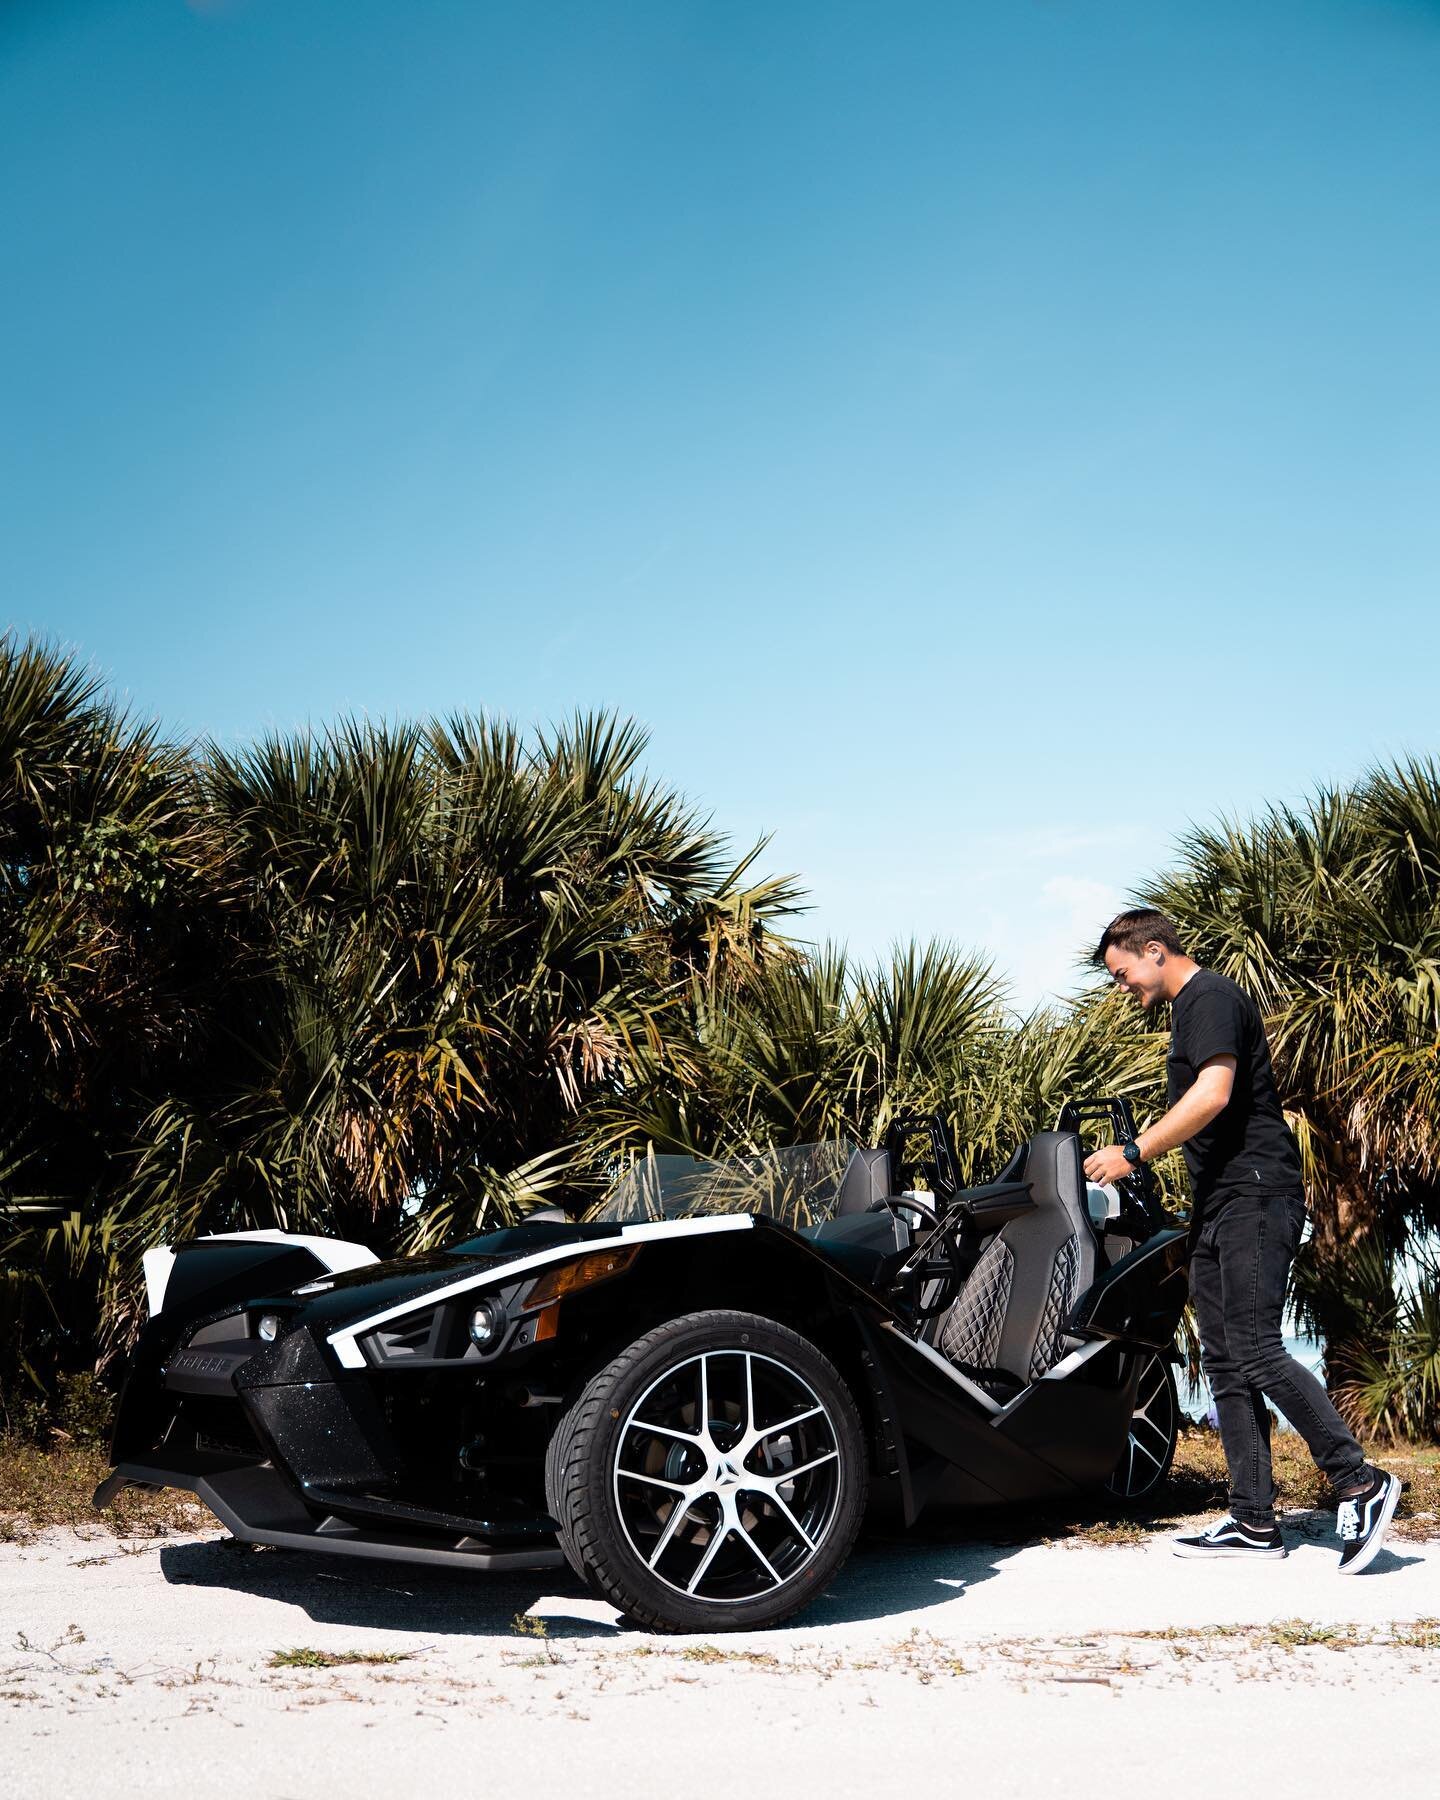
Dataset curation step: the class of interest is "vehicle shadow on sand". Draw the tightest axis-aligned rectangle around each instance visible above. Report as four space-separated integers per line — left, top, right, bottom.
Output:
156 1530 1033 1641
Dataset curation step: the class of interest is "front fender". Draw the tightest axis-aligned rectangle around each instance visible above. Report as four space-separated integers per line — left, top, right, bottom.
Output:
143 1230 377 1318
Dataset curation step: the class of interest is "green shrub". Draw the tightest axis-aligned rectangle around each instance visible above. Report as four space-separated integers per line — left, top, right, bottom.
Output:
54 1371 115 1446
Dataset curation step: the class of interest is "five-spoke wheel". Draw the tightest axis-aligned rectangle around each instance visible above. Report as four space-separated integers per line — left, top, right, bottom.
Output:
613 1348 842 1602
545 1311 867 1632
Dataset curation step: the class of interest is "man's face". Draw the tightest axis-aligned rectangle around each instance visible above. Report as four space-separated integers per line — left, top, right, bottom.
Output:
1104 941 1169 1009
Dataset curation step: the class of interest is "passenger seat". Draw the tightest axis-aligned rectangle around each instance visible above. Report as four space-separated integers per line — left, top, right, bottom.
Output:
931 1131 1100 1387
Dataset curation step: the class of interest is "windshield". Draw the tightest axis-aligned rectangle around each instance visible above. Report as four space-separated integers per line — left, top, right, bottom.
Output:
589 1141 855 1230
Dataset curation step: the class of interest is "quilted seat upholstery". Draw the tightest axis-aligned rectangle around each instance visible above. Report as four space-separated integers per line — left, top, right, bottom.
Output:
932 1131 1099 1387
937 1235 1013 1368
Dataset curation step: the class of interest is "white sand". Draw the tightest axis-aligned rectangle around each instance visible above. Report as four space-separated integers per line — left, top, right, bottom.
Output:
2 1521 1435 1799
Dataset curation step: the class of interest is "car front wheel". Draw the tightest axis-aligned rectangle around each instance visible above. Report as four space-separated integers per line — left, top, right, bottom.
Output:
544 1310 867 1633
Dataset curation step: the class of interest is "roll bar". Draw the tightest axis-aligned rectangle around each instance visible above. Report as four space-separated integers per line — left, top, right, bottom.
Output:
1054 1095 1169 1236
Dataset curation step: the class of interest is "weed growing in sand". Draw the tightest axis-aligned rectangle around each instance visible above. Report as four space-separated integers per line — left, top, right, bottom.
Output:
508 1613 564 1667
679 1645 781 1668
267 1647 413 1669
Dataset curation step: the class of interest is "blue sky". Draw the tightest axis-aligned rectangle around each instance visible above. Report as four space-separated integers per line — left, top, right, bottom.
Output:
5 0 1439 1007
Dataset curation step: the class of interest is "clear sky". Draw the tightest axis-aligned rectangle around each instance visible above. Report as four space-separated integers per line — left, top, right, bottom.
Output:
5 0 1439 1008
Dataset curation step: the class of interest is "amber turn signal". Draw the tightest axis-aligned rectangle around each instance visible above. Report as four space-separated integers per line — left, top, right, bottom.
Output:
524 1246 639 1309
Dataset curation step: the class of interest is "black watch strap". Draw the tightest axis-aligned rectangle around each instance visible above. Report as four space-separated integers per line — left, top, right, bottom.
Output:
1122 1139 1142 1166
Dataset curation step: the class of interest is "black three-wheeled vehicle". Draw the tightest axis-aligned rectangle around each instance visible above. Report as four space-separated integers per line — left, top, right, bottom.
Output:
98 1100 1188 1631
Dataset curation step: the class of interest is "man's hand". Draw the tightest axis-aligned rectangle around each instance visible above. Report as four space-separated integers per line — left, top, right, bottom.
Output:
1083 1144 1134 1185
1079 1056 1237 1187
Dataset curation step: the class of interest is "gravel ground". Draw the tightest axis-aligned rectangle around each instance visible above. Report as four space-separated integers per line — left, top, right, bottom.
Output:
2 1519 1436 1799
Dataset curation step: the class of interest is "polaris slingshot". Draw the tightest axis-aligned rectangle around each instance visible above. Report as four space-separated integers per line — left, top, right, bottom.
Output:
96 1100 1189 1633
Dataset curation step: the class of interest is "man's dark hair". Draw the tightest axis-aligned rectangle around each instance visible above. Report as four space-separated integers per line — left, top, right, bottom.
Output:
1093 908 1186 967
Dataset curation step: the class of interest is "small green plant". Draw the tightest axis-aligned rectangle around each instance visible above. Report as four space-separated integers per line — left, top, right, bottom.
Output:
267 1646 411 1669
678 1645 780 1667
508 1612 563 1665
1261 1620 1356 1651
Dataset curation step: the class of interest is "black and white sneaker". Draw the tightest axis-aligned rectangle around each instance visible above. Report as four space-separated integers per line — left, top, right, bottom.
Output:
1336 1468 1402 1575
1172 1517 1286 1559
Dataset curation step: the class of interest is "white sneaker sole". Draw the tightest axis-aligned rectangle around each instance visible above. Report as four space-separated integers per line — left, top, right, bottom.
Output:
1172 1542 1286 1559
1337 1475 1403 1575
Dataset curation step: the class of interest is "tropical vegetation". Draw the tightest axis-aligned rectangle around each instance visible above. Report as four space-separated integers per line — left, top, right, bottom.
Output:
2 633 1437 1441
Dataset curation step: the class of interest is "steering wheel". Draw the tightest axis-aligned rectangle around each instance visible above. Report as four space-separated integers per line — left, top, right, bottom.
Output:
879 1194 967 1317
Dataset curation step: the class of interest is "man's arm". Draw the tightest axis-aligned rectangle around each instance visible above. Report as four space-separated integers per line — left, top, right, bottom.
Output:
1082 1055 1236 1185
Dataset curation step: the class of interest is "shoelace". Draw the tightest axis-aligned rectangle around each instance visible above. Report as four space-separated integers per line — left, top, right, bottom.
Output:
1337 1499 1360 1541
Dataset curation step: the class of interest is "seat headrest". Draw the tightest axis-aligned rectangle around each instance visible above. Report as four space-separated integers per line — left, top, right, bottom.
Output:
834 1146 893 1217
1022 1130 1101 1245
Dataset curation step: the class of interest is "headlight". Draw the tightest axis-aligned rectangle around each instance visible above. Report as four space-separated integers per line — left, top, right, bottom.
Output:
468 1298 506 1347
256 1313 283 1342
357 1289 521 1365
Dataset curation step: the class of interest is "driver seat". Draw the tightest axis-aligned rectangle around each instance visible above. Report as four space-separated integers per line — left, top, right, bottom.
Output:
930 1131 1100 1388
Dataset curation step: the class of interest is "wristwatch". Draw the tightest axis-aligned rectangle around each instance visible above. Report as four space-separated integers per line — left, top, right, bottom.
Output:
1121 1139 1143 1166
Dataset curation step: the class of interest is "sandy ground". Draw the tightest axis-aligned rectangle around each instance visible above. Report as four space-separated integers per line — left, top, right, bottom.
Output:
1 1517 1436 1800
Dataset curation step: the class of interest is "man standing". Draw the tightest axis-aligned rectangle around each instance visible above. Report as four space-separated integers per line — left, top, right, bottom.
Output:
1083 908 1400 1573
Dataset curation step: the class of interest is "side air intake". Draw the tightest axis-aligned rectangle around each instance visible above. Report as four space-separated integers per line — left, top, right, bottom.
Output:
372 1310 440 1358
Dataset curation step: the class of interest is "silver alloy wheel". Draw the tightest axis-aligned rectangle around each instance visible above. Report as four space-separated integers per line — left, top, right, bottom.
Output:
1105 1350 1177 1500
611 1349 843 1603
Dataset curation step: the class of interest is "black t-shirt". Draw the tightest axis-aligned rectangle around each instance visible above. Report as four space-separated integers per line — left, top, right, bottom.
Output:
1166 969 1302 1213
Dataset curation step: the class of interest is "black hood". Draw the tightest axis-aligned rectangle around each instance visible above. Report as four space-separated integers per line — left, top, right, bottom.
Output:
275 1219 621 1332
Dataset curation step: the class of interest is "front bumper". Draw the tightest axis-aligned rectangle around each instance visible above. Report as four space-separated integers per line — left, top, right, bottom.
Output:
94 1450 565 1573
100 1307 565 1574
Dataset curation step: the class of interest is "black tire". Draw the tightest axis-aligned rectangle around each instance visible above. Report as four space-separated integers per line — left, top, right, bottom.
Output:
1104 1351 1179 1503
544 1309 868 1633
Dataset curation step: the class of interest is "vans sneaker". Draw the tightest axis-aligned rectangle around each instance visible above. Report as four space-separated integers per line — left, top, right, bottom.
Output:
1336 1468 1402 1575
1172 1517 1286 1559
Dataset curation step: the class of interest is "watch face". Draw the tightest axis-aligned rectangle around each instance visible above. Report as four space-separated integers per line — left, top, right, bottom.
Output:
1123 1142 1141 1163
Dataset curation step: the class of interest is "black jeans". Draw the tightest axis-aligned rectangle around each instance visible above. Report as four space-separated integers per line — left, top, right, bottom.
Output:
1189 1191 1366 1529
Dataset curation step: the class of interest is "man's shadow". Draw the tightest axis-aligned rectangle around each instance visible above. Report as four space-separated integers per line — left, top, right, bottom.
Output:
158 1527 1032 1640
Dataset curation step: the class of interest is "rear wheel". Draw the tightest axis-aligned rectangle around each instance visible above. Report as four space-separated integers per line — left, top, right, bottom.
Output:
1104 1351 1179 1503
545 1310 867 1633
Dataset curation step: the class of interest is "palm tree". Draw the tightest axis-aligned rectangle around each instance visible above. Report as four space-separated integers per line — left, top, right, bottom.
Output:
0 635 228 1405
589 935 1168 1197
1340 760 1440 1222
1143 760 1440 1356
122 710 805 1267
